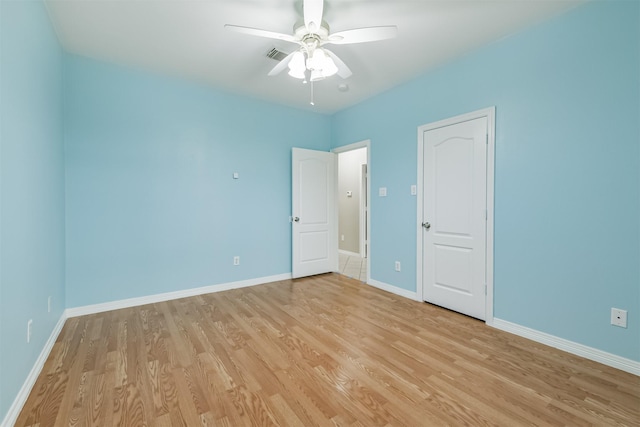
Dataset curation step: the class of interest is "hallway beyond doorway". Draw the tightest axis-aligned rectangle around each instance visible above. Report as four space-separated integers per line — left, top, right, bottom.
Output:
339 252 367 281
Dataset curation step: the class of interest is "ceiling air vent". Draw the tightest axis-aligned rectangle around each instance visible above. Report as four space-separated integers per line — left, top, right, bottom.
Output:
266 48 289 62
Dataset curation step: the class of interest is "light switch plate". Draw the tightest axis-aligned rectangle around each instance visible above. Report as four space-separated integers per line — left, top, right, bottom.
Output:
379 187 387 197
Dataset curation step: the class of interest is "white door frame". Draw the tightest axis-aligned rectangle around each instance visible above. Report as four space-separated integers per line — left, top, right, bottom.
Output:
416 107 495 324
360 163 368 258
332 140 371 284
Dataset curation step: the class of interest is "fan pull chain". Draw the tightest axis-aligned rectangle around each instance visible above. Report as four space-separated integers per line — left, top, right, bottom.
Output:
310 80 315 106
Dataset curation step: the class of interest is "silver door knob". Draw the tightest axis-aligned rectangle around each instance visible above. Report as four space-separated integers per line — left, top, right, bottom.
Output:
294 217 300 222
422 222 431 230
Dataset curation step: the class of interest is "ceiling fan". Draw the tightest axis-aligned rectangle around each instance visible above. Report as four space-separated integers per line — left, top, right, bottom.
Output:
224 0 398 84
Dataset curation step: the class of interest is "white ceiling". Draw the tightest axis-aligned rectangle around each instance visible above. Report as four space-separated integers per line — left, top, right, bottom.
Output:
45 0 585 114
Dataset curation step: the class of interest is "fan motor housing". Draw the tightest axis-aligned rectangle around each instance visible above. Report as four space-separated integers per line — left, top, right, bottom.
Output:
293 21 330 39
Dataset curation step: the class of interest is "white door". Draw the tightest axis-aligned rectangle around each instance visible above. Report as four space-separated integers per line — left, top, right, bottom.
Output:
421 117 488 320
292 148 338 278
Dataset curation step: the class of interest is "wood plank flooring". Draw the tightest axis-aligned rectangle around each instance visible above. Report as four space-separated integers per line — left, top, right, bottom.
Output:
16 273 640 426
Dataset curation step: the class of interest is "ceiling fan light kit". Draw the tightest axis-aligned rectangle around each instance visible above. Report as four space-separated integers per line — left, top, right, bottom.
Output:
308 48 338 80
225 0 397 105
284 45 337 82
287 51 306 79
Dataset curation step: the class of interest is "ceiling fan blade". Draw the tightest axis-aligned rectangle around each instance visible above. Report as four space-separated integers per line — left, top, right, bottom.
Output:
303 0 324 33
324 49 352 79
327 26 398 45
267 51 297 76
224 24 298 43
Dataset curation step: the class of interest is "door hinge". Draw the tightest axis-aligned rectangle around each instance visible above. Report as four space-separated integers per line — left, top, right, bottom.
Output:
485 284 487 295
486 134 488 144
485 209 488 220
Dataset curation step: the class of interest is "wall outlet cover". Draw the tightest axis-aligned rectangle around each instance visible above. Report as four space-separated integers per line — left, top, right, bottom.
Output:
611 308 627 328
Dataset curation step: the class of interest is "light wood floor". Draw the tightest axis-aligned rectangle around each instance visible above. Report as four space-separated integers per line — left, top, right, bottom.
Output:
17 274 639 426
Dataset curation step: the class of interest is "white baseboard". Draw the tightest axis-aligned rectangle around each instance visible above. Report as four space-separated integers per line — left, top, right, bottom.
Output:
1 313 67 427
367 279 420 301
65 273 292 318
492 318 640 376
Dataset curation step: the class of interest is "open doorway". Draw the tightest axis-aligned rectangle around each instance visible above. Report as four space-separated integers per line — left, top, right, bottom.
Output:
333 141 370 282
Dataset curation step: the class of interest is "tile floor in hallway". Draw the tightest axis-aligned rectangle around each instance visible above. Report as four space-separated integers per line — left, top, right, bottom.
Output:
339 252 367 281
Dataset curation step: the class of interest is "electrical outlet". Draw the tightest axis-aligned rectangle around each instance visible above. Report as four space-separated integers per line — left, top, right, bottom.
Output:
233 256 240 266
410 185 417 195
395 261 401 272
48 296 52 313
27 319 33 343
611 308 627 328
341 234 345 241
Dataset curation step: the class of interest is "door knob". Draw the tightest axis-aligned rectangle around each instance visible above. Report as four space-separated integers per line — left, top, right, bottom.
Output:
422 222 431 230
294 217 300 222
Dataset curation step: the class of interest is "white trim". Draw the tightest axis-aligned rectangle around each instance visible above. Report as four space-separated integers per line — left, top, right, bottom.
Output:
368 279 420 301
416 107 495 324
65 273 292 318
492 318 640 376
331 139 370 154
485 108 496 325
416 127 425 301
359 163 367 258
1 313 67 427
332 139 371 285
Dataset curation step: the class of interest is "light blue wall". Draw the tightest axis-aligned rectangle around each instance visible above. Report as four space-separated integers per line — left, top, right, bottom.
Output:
331 0 639 361
64 56 331 307
1 2 637 420
0 0 65 420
